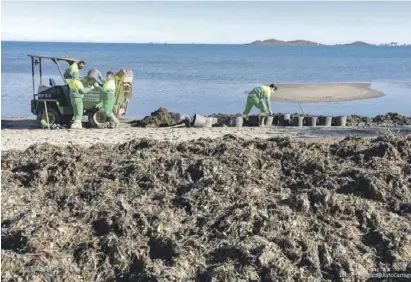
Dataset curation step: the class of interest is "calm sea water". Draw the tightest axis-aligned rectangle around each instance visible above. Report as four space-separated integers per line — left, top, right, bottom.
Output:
2 41 411 118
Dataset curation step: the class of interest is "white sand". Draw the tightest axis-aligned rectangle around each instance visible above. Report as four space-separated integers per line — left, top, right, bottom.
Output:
1 125 344 151
270 82 384 103
0 127 293 151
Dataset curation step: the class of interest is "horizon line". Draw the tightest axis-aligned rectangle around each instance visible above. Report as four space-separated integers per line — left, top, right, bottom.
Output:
2 39 411 45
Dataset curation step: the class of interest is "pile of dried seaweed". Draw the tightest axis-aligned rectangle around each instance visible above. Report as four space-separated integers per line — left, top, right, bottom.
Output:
2 135 411 281
347 113 411 126
129 108 176 128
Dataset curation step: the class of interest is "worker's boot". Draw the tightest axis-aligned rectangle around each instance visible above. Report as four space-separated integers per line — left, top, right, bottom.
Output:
70 120 82 129
259 116 266 127
112 116 120 128
108 115 120 128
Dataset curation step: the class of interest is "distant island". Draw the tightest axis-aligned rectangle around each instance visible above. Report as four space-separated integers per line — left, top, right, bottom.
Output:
247 39 324 46
247 39 410 46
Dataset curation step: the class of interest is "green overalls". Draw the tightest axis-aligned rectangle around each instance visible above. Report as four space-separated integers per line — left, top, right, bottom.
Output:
242 85 272 117
68 72 92 128
98 75 120 128
100 77 116 117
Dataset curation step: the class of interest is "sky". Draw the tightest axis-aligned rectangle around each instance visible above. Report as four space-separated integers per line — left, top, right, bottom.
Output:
1 1 411 44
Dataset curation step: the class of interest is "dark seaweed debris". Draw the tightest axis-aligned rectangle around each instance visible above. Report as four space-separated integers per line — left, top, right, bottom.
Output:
347 112 411 126
2 135 411 281
129 107 176 128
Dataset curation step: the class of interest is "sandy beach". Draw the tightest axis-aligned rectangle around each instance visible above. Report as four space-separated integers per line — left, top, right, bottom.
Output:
270 82 384 102
0 124 338 151
2 115 411 151
0 82 391 153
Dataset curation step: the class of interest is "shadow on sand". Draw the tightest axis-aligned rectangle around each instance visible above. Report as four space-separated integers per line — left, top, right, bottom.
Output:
1 118 40 130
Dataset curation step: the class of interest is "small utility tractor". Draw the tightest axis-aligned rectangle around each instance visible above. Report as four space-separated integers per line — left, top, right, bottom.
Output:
28 55 133 128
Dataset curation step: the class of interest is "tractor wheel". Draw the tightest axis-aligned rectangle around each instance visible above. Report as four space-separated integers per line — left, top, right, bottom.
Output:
88 109 107 129
37 107 60 128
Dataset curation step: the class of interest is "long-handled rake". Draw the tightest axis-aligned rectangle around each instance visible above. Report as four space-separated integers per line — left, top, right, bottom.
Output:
297 101 306 116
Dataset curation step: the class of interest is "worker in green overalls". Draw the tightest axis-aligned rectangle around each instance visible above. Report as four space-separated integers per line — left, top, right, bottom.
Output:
68 71 95 129
242 84 277 126
98 71 120 128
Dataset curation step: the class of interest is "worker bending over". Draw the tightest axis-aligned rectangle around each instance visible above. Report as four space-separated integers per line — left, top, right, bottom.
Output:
242 84 277 126
97 71 120 128
68 72 95 129
64 60 85 80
